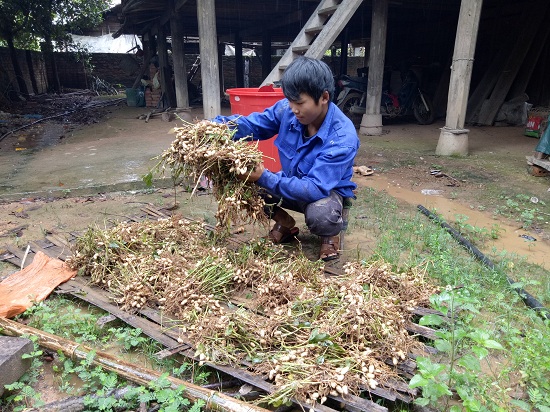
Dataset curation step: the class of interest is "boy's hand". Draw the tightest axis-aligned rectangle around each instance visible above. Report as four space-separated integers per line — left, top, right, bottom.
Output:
239 163 265 182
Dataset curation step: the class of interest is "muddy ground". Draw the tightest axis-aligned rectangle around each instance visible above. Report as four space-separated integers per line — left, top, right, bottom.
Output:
1 94 549 276
1 93 549 407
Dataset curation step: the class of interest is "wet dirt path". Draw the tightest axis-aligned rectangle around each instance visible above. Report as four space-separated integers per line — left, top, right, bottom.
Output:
359 175 550 269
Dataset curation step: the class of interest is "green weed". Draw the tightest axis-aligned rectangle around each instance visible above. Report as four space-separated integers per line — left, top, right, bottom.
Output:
4 297 208 411
353 188 550 410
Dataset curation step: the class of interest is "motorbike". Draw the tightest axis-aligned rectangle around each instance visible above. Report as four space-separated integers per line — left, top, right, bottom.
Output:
336 67 435 127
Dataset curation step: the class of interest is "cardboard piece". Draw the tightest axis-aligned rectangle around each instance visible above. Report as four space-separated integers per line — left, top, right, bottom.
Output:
0 251 76 318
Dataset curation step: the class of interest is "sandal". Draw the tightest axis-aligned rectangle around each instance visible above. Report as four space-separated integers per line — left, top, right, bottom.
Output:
268 222 299 244
319 235 340 261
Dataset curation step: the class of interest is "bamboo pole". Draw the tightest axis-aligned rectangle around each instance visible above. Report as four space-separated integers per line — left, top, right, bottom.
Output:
0 317 269 412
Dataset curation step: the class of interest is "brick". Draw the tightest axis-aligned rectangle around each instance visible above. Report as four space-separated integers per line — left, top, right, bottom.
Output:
0 336 34 396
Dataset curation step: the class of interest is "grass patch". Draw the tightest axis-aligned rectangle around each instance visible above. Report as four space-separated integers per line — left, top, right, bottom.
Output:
350 186 550 410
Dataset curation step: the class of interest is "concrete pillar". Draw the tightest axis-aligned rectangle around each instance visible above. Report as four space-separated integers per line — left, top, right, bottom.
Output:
435 0 483 156
170 8 189 109
360 0 388 136
197 0 221 118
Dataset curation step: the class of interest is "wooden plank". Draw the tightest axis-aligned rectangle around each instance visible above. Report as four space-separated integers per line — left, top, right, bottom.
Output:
329 392 387 411
1 209 427 409
477 1 549 125
56 278 179 348
365 382 412 403
46 233 73 248
56 279 343 412
508 6 550 98
405 322 437 340
527 155 550 171
0 251 21 267
31 239 71 261
466 45 509 123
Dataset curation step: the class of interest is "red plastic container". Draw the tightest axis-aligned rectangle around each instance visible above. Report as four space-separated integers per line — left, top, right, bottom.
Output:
227 86 285 172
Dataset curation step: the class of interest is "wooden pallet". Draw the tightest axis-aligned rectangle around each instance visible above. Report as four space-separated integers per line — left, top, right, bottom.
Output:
1 206 442 411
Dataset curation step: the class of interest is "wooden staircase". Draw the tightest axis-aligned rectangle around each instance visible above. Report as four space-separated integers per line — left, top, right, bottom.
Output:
261 0 364 86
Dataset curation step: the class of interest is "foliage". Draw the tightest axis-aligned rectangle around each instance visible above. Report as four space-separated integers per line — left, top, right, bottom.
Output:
4 297 206 411
494 193 547 230
0 0 110 51
411 288 507 410
351 187 550 410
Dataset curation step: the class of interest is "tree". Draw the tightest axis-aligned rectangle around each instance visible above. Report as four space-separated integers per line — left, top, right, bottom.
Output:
0 0 110 94
0 0 34 95
32 0 110 92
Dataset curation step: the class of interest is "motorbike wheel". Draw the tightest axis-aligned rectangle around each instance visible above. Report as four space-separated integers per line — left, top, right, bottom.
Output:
413 93 435 125
338 92 363 128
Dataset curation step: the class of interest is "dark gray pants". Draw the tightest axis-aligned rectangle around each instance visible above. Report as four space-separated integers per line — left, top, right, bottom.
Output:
263 191 344 237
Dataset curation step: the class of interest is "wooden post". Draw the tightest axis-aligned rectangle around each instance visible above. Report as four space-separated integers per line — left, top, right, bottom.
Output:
436 0 483 156
157 24 177 108
170 5 190 109
261 30 272 80
339 27 349 77
218 42 225 96
235 32 244 88
132 33 152 89
197 0 221 118
360 0 388 136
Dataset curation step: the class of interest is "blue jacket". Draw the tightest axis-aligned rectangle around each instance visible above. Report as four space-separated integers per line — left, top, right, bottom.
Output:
213 99 359 204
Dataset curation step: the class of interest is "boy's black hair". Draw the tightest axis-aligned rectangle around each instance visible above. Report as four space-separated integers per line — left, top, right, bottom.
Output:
281 57 335 102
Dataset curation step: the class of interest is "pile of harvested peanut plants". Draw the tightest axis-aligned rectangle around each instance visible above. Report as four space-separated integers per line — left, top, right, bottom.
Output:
68 215 440 408
156 119 268 231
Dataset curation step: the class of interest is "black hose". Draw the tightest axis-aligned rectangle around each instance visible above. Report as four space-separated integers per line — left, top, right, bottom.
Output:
417 204 549 320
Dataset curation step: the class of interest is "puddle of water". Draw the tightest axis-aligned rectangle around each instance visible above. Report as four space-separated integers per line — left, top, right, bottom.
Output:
358 175 549 269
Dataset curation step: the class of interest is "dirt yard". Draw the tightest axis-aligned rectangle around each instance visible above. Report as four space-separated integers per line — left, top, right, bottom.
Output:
1 94 549 410
1 95 549 277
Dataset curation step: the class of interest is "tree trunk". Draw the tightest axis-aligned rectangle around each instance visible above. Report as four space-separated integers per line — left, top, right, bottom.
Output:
43 33 60 93
25 50 39 94
6 35 29 96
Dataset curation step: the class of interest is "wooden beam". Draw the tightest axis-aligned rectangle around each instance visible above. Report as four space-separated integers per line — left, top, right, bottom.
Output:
508 5 550 99
360 0 387 135
170 7 190 108
235 32 244 88
159 0 190 26
220 10 303 42
261 30 272 80
476 1 549 125
157 23 177 108
197 0 221 118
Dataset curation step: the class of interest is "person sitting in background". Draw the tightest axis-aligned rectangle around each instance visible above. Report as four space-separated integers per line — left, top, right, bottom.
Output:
213 57 359 261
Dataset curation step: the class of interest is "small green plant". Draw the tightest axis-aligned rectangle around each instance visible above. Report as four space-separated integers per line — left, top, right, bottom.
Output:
410 287 506 410
108 326 149 351
57 351 206 411
490 223 504 239
494 194 547 230
453 214 490 246
501 316 550 410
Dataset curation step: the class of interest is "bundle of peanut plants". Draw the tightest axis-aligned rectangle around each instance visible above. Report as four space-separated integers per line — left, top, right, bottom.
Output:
68 215 440 408
155 119 268 231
